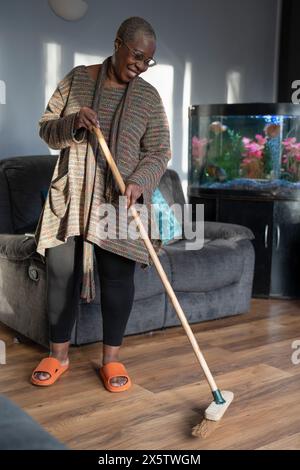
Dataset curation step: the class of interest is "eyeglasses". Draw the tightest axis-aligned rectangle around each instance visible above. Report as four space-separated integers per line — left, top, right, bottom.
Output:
121 40 157 67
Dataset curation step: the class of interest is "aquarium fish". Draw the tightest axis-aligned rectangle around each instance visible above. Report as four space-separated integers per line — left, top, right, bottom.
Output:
192 136 209 160
209 121 227 134
264 123 281 138
206 164 227 182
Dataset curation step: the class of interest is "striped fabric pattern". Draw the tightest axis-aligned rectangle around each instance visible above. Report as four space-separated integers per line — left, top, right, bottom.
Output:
34 61 171 299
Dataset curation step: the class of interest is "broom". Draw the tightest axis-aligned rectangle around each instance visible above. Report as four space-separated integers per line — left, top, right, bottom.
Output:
93 126 234 437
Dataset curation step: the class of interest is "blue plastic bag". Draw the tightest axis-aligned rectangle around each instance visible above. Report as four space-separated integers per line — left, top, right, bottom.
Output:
151 188 182 245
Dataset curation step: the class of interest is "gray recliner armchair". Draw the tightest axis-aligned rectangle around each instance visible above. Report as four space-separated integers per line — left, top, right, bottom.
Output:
0 155 255 347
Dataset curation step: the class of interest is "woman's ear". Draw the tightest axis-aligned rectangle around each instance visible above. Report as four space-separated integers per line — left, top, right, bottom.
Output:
114 37 122 52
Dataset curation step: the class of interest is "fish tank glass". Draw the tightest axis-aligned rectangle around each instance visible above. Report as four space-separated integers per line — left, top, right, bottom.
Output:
189 103 300 197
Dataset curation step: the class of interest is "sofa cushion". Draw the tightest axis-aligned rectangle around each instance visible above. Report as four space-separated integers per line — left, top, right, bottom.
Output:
159 168 186 211
204 221 254 242
162 239 245 292
1 155 57 234
133 249 172 300
156 168 186 246
0 166 13 233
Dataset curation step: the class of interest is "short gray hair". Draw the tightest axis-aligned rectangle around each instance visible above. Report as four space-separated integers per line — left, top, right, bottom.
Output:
116 17 156 43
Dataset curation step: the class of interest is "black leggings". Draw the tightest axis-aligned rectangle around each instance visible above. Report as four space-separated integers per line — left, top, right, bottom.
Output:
46 236 136 346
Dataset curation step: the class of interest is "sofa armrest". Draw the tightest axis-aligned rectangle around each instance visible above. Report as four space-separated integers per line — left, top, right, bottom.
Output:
203 221 254 242
0 234 40 261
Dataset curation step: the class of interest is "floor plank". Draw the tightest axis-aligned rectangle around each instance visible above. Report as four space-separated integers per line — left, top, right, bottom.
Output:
1 298 300 449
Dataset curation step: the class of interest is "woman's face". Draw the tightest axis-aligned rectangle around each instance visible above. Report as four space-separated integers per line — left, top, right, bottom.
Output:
112 31 156 84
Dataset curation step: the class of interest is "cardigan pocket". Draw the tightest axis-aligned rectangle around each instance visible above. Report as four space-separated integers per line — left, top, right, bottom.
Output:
49 172 71 219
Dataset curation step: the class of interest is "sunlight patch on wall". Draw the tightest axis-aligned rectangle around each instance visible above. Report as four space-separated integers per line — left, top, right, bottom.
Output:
144 64 174 144
226 69 242 104
181 62 192 175
74 53 105 67
181 178 188 201
0 79 5 132
44 43 62 154
0 80 6 104
44 43 62 107
44 43 61 155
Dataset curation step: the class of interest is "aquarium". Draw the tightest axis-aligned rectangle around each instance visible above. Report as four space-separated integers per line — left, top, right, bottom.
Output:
189 103 300 197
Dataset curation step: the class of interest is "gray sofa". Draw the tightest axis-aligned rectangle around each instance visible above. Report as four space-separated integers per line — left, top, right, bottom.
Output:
0 394 65 450
0 155 255 347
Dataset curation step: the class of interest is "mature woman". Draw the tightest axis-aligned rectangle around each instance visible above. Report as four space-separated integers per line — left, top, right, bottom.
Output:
31 17 171 391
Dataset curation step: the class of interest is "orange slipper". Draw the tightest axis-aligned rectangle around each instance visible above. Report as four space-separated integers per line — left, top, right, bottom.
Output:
31 357 69 387
99 362 132 393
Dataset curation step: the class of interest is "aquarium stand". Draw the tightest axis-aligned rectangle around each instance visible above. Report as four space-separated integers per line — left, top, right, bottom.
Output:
189 188 300 299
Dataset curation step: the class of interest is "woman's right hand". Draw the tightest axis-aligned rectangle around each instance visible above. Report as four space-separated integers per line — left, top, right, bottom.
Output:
74 107 100 132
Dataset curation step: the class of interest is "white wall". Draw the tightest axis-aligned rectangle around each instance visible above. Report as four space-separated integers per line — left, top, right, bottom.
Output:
0 0 280 194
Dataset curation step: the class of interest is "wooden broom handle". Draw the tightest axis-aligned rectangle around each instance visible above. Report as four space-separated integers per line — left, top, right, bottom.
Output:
93 126 219 393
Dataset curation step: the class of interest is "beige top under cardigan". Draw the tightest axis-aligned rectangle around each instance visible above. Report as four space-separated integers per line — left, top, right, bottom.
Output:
34 61 171 300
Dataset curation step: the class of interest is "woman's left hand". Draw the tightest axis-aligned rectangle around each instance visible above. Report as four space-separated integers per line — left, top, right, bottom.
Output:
124 183 143 208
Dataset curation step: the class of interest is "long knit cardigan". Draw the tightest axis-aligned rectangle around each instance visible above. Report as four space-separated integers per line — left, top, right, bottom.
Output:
34 59 171 302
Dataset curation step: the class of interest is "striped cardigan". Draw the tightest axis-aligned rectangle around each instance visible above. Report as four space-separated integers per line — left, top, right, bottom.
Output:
35 63 171 295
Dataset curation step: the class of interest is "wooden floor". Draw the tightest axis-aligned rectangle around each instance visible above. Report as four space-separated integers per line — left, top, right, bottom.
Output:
1 298 300 450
